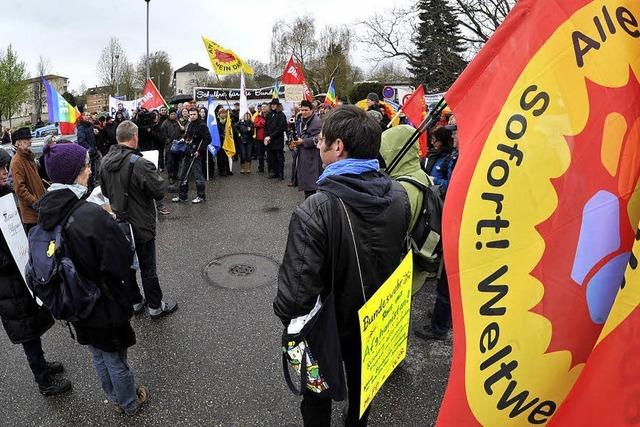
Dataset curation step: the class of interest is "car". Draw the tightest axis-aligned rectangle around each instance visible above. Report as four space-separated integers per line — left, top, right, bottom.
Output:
31 124 59 138
1 133 77 160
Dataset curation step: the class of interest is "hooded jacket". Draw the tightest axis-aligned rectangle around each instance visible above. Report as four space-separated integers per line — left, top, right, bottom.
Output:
380 125 435 293
274 170 410 340
76 120 96 151
10 146 45 224
0 185 54 344
36 189 135 351
100 144 166 243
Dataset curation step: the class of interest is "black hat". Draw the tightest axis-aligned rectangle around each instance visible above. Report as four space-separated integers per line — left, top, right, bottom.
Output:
367 92 380 102
0 148 10 167
270 98 281 105
11 127 32 142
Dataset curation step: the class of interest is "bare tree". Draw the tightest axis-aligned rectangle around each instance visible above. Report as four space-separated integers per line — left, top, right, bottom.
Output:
270 15 318 70
96 37 127 94
366 61 411 82
357 7 419 63
136 50 173 97
450 0 517 46
34 55 51 122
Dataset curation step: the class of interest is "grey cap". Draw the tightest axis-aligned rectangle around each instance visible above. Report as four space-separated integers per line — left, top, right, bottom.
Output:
367 92 380 102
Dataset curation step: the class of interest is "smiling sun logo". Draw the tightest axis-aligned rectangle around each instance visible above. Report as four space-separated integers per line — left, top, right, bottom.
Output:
532 70 640 366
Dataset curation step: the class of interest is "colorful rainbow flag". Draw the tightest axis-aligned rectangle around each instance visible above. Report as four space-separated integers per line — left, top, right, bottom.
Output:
323 78 336 107
42 77 79 133
272 79 281 99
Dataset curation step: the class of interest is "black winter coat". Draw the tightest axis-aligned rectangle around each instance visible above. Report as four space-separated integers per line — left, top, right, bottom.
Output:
100 144 167 243
0 187 54 344
295 113 323 192
76 120 97 151
265 110 287 151
36 189 135 352
274 171 410 340
184 118 212 157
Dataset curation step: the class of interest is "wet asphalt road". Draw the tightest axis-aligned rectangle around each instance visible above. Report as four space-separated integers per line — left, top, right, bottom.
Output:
0 157 451 426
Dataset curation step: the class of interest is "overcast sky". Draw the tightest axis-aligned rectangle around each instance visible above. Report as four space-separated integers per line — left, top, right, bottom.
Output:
1 0 414 92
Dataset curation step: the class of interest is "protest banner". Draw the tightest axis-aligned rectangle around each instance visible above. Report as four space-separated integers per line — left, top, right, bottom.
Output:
193 86 284 103
358 252 413 418
109 96 140 117
284 84 304 102
0 194 31 289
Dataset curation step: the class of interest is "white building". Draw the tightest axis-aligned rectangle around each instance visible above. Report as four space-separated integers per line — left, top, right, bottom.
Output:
173 63 209 95
2 74 69 127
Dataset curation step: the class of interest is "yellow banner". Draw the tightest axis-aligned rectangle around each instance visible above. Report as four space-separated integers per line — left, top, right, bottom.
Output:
222 115 236 158
201 36 254 76
358 252 413 418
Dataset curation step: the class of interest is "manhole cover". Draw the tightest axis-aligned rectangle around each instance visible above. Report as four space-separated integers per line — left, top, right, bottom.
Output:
203 253 279 290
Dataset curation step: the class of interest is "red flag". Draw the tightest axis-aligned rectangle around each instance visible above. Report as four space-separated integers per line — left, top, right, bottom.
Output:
438 0 640 425
402 85 427 158
139 79 167 111
281 56 303 85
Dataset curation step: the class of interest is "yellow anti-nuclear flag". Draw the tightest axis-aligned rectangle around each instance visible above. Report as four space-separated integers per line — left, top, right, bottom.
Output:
202 36 254 76
222 114 236 158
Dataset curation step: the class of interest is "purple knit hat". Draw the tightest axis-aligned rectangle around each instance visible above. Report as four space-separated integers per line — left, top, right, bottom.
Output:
44 143 88 185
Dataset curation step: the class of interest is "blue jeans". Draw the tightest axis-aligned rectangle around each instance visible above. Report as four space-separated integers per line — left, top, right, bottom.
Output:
89 346 138 414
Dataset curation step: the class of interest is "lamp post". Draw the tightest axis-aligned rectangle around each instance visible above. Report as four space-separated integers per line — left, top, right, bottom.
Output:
115 54 120 96
145 0 150 80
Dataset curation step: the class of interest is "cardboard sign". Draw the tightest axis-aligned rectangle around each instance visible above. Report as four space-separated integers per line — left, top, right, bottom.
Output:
284 84 305 102
0 194 31 290
358 252 413 418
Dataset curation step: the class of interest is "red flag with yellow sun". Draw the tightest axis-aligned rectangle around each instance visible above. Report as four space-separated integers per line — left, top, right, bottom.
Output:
439 0 640 425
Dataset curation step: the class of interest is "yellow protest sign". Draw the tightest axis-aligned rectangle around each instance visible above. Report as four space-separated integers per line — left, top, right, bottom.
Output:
358 252 413 418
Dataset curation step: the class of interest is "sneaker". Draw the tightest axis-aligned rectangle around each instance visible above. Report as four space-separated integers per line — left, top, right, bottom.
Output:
133 298 146 315
39 378 72 396
149 299 178 319
192 196 205 204
125 385 150 416
158 206 171 215
171 196 187 203
45 361 64 376
414 326 447 341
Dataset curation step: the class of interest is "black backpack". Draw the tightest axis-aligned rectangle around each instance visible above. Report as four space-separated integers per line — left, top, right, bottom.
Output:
396 176 444 274
25 200 101 322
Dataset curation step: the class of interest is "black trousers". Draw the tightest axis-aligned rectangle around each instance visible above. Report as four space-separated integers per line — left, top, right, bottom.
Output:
217 151 230 176
300 337 370 427
267 150 285 178
254 140 265 171
430 264 451 335
127 238 163 309
22 337 48 385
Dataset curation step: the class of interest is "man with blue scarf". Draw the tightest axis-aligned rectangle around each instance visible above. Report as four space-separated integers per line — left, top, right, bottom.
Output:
274 106 410 426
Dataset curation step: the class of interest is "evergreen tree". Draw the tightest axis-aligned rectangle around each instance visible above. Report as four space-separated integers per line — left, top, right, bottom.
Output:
408 0 467 92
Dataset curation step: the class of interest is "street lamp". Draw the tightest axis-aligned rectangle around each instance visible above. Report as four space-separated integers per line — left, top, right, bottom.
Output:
115 54 120 96
156 71 165 95
145 0 151 81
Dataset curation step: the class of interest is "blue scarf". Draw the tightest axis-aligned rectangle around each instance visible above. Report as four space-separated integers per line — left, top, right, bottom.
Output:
317 158 380 184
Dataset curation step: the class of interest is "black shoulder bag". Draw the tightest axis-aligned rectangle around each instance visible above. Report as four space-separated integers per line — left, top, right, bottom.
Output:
281 192 347 401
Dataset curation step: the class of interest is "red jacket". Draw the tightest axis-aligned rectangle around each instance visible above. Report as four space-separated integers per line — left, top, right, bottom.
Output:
253 114 266 141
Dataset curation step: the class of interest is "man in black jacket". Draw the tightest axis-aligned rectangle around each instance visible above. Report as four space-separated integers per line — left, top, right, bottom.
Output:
0 148 71 396
100 121 178 319
264 98 287 180
274 106 410 426
38 143 148 415
172 107 211 204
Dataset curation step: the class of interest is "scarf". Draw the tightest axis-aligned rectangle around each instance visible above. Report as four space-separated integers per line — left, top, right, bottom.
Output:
47 183 87 199
317 158 379 184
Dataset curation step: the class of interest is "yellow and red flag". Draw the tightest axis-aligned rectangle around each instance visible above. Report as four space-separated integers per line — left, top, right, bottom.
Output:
439 0 640 425
222 112 236 158
202 36 254 76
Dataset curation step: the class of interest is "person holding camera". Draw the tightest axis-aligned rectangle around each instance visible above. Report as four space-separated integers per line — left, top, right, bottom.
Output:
173 108 210 204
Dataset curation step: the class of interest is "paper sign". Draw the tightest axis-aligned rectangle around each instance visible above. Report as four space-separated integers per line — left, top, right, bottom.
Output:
284 84 304 102
358 252 413 418
141 150 159 169
0 194 31 289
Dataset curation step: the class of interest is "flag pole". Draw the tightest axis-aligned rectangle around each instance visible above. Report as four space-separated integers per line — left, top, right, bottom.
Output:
385 97 447 175
212 72 236 173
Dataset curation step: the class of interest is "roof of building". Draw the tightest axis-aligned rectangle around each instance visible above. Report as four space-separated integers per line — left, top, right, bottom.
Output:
25 74 68 84
175 62 209 74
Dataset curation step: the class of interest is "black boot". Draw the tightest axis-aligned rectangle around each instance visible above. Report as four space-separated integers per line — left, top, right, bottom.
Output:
39 378 72 396
46 361 64 375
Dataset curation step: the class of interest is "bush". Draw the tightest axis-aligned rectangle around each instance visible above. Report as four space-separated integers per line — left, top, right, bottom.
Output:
348 82 384 104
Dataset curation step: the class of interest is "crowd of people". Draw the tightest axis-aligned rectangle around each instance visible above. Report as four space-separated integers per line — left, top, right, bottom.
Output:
0 91 459 425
